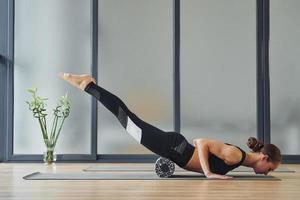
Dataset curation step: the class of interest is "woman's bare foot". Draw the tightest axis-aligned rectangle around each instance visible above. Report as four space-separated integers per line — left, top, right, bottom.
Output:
58 72 96 91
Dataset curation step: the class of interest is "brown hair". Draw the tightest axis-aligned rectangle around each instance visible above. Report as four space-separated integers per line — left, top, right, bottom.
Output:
247 137 282 163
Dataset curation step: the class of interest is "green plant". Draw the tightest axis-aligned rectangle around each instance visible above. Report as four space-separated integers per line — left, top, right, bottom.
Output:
26 87 71 162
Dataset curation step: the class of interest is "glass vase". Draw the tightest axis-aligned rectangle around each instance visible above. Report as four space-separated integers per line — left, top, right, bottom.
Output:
43 147 57 165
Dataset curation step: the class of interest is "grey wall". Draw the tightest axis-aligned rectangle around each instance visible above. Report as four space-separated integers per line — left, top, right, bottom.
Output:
270 0 300 154
2 0 300 161
180 0 256 148
0 0 8 162
97 0 173 154
13 0 92 154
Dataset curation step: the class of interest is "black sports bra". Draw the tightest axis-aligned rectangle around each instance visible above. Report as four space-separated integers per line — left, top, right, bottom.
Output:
208 143 246 175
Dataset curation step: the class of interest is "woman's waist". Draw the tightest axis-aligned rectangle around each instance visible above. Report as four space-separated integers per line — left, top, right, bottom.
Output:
184 145 202 170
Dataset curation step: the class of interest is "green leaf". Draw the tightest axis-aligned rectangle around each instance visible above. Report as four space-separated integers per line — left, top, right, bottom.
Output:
27 87 37 93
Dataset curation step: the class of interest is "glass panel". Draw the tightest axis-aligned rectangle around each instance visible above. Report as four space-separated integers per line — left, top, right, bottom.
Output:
181 0 256 148
14 0 91 154
98 0 173 154
270 0 300 154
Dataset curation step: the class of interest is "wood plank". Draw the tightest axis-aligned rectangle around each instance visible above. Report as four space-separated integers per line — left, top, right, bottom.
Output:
0 163 299 200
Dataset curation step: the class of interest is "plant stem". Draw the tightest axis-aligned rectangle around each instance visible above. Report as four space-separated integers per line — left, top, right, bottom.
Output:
43 116 47 134
50 115 58 146
38 117 48 146
41 116 48 138
53 117 66 147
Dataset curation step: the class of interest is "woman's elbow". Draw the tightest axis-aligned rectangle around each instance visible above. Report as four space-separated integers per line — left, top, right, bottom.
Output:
193 138 209 146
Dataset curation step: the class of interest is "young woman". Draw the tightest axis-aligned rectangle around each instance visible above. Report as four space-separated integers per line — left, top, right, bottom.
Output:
59 72 282 180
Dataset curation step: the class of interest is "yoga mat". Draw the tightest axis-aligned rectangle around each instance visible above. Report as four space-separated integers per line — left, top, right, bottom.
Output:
23 172 281 180
83 165 295 173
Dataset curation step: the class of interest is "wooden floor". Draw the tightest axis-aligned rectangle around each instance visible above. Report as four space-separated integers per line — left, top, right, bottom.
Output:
0 163 299 200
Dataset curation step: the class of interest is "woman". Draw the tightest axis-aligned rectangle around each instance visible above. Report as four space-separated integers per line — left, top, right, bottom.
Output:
59 72 282 180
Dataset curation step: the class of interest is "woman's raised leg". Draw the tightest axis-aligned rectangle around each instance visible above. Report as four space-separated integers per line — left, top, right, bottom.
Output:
59 72 176 158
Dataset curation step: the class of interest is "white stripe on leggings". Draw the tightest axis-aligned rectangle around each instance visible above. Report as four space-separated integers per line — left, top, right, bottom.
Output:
125 116 142 143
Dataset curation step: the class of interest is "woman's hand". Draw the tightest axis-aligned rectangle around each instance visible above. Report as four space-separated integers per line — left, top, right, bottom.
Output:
194 139 235 180
205 172 233 180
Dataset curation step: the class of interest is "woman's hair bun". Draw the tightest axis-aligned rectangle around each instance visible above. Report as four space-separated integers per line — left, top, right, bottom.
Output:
247 137 264 152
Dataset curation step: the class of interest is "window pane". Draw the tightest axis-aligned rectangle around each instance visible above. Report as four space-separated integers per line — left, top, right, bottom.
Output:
270 0 300 154
97 0 173 154
181 0 256 148
14 0 91 154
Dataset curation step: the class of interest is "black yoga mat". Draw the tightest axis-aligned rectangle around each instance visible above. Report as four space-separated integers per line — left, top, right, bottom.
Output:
23 172 281 180
83 165 294 173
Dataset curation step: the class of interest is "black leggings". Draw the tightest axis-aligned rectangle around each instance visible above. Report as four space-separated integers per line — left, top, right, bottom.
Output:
84 82 195 168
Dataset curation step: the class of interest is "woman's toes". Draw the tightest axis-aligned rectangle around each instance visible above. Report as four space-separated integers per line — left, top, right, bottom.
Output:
58 72 64 78
59 72 70 80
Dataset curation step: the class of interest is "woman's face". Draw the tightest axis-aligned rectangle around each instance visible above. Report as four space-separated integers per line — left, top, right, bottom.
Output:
253 153 280 175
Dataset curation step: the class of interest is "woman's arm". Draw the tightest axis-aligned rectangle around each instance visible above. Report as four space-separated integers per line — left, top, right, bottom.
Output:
193 138 235 180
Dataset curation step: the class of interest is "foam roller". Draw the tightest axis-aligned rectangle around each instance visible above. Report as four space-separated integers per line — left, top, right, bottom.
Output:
154 157 175 178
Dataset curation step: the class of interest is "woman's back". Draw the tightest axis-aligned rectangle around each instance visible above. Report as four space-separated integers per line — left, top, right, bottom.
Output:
183 142 246 175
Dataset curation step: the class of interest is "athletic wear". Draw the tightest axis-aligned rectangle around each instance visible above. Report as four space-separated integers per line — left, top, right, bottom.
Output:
83 81 246 172
208 143 246 175
169 132 195 168
84 82 195 168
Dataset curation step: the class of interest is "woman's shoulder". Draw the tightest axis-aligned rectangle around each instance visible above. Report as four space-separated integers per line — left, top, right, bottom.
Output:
224 143 245 165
